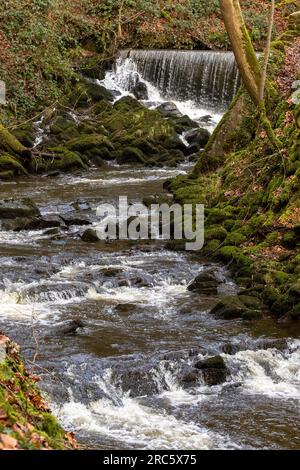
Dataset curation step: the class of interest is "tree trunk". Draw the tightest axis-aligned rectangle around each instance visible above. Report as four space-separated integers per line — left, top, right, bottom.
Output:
220 0 261 105
259 0 275 102
0 124 31 158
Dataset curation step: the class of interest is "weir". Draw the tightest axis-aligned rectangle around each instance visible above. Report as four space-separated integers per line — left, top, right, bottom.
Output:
116 50 240 111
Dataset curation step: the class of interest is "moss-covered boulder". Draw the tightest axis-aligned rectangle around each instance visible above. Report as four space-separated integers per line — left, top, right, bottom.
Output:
12 123 35 148
210 295 249 319
116 147 145 164
69 81 114 108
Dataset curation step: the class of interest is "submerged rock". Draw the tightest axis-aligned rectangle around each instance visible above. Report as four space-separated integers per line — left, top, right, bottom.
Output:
49 320 84 336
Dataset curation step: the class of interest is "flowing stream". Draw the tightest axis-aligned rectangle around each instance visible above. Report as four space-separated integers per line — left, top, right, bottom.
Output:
0 50 300 450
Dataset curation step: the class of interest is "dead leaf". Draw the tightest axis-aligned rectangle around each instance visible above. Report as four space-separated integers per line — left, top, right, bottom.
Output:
0 433 19 450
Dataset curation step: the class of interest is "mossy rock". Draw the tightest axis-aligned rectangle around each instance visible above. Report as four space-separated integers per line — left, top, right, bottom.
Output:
242 309 263 321
238 295 263 310
205 225 228 242
31 148 86 174
288 304 300 320
224 231 247 246
116 147 145 164
207 207 234 224
0 170 14 180
210 295 248 319
218 246 252 267
12 123 35 148
69 81 114 108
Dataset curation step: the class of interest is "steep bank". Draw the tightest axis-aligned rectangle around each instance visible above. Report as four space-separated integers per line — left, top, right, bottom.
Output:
169 21 300 323
0 334 77 450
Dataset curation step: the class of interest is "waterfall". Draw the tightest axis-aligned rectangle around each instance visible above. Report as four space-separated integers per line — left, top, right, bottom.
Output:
124 50 239 110
104 50 240 115
101 50 240 126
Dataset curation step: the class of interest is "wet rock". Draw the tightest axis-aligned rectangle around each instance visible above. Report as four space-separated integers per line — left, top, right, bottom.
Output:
117 278 131 287
222 338 288 355
156 102 182 118
187 271 220 295
209 295 248 319
2 214 63 232
49 320 84 336
0 199 40 219
198 115 213 125
115 303 136 313
132 81 149 100
186 143 201 156
112 368 160 397
194 355 228 386
60 213 91 226
185 128 211 148
81 228 100 243
101 267 124 277
178 367 200 386
222 343 240 355
173 115 199 133
129 276 151 288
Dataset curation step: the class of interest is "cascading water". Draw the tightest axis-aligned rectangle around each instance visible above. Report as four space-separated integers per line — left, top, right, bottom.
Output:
101 50 240 125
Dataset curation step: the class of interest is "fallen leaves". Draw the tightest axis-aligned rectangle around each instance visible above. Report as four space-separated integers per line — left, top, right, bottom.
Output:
0 335 9 347
0 433 20 450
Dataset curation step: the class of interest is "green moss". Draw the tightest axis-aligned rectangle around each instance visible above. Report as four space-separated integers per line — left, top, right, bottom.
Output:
0 153 28 176
205 225 228 242
224 231 247 246
218 246 252 267
0 338 74 450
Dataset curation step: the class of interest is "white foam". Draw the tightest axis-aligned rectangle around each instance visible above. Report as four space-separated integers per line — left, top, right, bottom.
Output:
224 340 300 399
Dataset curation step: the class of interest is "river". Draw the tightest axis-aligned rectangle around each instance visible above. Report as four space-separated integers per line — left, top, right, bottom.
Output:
0 51 299 450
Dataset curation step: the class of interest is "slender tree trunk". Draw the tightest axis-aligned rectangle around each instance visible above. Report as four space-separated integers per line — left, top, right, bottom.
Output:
118 0 125 39
220 0 283 149
220 0 261 105
259 0 275 102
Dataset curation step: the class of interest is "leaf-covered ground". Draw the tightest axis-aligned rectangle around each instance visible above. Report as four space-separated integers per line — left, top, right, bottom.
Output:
0 333 77 450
